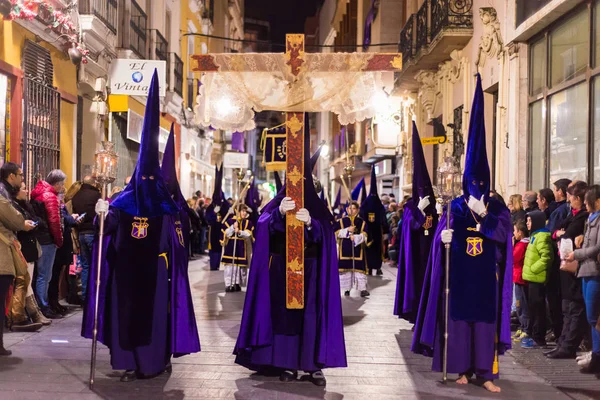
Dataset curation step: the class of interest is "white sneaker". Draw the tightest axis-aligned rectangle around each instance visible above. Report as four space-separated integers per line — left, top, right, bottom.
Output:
577 352 592 367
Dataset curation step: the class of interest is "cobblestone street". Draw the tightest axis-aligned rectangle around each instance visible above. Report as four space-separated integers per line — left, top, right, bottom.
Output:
0 257 597 399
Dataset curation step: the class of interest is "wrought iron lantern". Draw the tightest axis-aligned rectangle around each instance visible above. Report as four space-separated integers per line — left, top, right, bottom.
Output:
92 141 118 191
437 156 462 203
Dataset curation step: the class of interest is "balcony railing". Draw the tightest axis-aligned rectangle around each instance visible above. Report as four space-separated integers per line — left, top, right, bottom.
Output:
430 0 473 41
79 0 118 33
399 0 473 63
130 0 147 58
173 54 183 97
155 31 168 61
415 0 429 55
399 14 415 64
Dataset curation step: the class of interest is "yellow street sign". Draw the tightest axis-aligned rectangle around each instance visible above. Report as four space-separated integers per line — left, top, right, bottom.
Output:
421 137 447 145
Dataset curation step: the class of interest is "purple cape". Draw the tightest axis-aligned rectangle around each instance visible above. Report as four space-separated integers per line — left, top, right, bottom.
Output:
233 208 347 370
411 197 513 379
82 209 200 358
394 200 438 322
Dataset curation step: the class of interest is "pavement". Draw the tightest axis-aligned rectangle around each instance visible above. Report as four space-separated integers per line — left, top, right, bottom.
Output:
0 257 598 400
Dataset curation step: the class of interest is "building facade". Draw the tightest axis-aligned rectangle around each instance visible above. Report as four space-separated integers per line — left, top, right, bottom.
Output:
311 0 599 203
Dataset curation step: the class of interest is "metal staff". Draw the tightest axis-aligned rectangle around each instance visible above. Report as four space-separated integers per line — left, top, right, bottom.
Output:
89 142 117 389
230 169 247 290
442 200 451 384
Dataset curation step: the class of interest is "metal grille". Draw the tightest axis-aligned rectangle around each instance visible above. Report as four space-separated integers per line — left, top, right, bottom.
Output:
174 54 183 97
130 0 147 58
22 41 60 187
452 105 464 159
430 0 473 41
415 0 429 54
399 14 415 63
79 0 118 33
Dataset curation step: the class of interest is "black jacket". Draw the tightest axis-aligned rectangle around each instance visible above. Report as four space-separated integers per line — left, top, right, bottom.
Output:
71 183 101 233
13 200 41 263
557 208 588 300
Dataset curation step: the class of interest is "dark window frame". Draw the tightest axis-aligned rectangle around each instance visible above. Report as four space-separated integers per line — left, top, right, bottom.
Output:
527 1 600 187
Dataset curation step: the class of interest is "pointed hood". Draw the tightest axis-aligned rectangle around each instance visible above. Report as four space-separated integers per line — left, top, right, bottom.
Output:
320 190 328 207
333 187 341 209
360 180 367 204
463 73 490 200
111 70 177 217
411 122 435 213
360 165 385 222
368 164 378 197
161 123 189 212
351 178 365 202
211 164 221 205
310 144 322 171
274 171 282 192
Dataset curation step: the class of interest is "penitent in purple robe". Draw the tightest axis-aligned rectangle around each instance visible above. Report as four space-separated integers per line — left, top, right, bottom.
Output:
394 200 437 323
81 210 200 374
233 199 347 372
411 74 512 381
411 199 513 379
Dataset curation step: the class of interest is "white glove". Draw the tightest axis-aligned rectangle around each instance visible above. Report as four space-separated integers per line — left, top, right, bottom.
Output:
441 229 453 244
279 197 296 215
338 228 349 239
467 195 487 217
417 196 430 215
296 208 311 226
239 230 251 238
353 233 365 247
95 199 109 215
214 206 220 213
226 225 235 237
436 202 443 215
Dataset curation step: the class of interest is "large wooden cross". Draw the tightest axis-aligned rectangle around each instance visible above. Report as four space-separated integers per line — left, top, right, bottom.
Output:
191 34 401 309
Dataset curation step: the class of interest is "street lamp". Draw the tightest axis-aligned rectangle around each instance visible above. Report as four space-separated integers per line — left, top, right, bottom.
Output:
89 141 117 389
436 156 462 385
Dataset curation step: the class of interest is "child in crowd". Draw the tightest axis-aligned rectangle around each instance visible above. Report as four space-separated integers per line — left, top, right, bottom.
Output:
512 220 530 342
522 211 554 348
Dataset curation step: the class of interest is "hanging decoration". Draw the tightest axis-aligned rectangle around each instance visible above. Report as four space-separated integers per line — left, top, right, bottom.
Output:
3 0 89 63
260 122 287 171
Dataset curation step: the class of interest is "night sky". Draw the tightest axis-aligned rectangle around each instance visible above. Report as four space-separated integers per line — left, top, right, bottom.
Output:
245 0 322 45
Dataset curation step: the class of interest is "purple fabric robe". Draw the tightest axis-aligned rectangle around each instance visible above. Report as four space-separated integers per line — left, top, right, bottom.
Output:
394 200 438 322
233 207 347 371
81 209 200 372
411 197 513 380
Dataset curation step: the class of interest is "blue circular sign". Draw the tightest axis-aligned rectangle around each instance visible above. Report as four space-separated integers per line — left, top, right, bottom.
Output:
132 71 143 83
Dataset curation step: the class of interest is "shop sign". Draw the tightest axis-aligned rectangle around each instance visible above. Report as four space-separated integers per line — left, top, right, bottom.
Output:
110 59 167 96
127 109 169 152
223 151 249 169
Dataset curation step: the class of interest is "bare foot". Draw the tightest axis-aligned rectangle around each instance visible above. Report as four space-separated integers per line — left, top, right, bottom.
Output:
483 381 501 393
456 375 469 385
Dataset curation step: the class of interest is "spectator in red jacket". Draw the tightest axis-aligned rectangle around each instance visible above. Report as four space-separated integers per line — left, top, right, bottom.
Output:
30 169 66 319
513 220 530 342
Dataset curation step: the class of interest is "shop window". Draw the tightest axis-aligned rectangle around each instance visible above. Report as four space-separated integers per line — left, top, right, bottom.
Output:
529 101 545 190
530 38 546 96
550 9 588 88
549 83 588 183
527 3 599 187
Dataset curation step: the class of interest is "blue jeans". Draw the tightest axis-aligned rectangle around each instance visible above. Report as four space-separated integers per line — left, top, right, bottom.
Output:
582 276 600 354
79 233 95 301
35 244 57 308
515 283 530 333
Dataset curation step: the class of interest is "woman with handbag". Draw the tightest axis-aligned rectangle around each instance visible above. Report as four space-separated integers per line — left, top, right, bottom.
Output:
547 181 589 360
0 195 36 356
565 184 600 373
